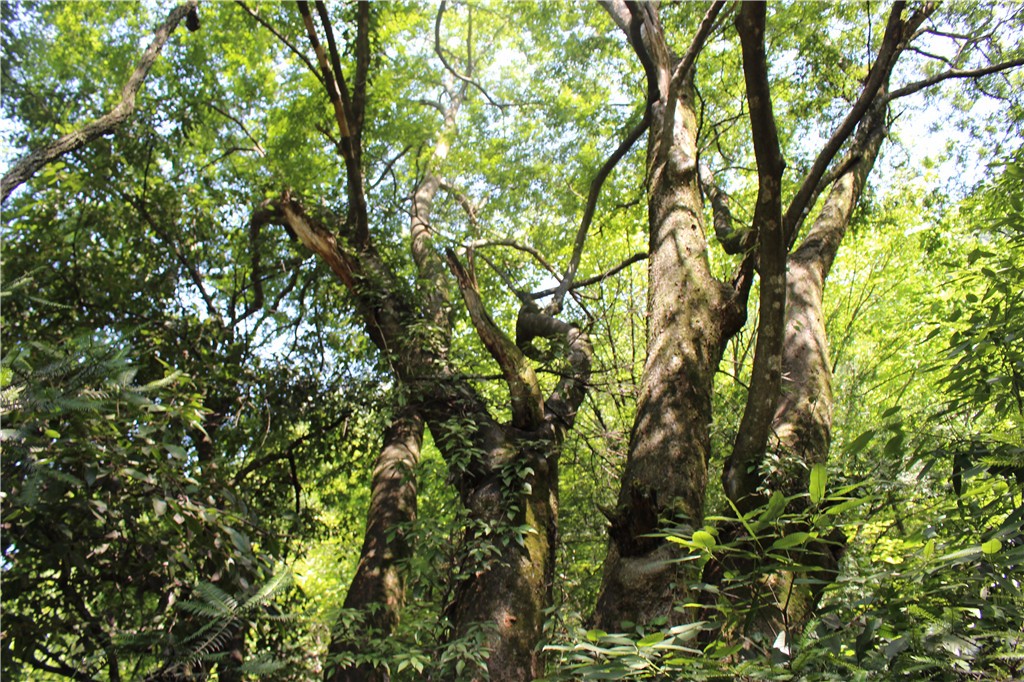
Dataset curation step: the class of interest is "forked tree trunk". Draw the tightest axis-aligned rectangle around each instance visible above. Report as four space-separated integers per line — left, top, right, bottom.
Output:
268 10 594 678
712 103 888 655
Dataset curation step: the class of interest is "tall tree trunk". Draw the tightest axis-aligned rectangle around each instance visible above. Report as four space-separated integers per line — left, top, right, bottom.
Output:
712 102 888 655
275 10 593 677
442 423 561 681
594 1 742 630
439 269 592 680
327 408 423 682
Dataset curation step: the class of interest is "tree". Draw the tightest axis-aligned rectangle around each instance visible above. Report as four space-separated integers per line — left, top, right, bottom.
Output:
2 1 1022 680
592 0 1020 649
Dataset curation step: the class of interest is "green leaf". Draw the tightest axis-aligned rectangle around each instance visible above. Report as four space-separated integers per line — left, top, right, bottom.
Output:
585 629 607 643
691 530 716 549
981 538 1002 555
637 632 665 647
845 429 875 455
809 463 827 505
763 490 789 523
152 498 167 517
771 532 811 550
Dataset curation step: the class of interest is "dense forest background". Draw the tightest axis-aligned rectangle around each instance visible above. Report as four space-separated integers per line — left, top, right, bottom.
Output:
1 1 1022 680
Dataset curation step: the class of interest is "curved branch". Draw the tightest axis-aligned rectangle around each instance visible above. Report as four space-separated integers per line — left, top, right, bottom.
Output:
125 190 223 324
434 1 506 109
235 1 324 87
468 238 562 280
1 0 197 203
516 306 592 439
529 252 647 299
781 2 934 248
549 108 650 313
445 248 544 430
207 104 265 157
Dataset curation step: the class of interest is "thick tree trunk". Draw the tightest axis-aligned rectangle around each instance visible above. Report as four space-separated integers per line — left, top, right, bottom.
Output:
437 298 592 680
327 408 423 682
281 7 589 678
593 20 740 625
442 425 559 681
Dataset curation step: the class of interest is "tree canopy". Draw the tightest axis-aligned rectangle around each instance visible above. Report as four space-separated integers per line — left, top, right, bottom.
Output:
1 1 1023 680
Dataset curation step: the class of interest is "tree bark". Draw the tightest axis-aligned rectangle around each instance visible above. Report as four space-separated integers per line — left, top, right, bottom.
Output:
722 1 788 512
272 7 594 678
594 1 742 630
711 101 889 658
327 409 423 682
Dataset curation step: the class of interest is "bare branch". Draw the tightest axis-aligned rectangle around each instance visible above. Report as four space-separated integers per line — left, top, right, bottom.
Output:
529 252 648 299
467 239 561 280
434 1 506 109
439 180 480 227
781 2 934 248
515 306 593 437
368 146 411 191
699 162 746 254
352 1 372 130
296 2 370 247
549 108 651 313
662 0 726 148
884 56 1024 102
126 190 223 324
297 1 352 142
207 103 266 156
415 98 448 116
599 0 632 35
314 1 355 134
1 0 197 203
678 1 726 85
